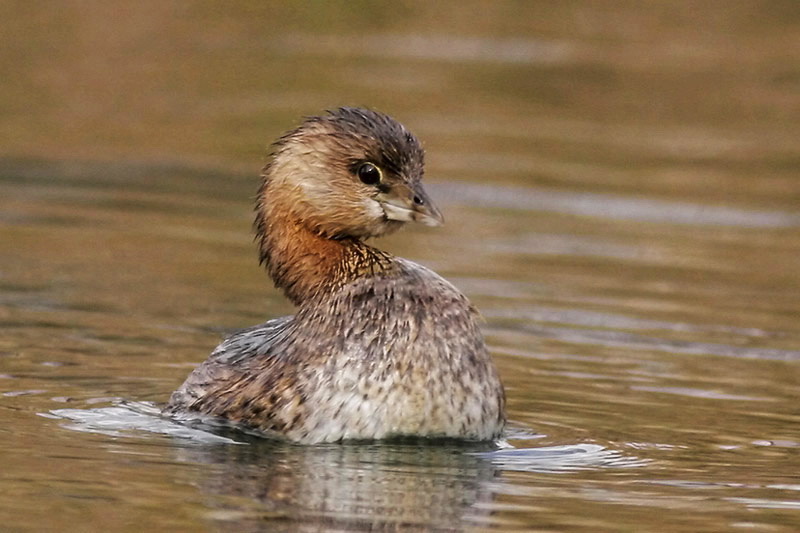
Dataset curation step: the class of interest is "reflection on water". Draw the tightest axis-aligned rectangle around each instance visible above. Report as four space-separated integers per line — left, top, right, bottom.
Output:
175 438 500 531
48 402 645 530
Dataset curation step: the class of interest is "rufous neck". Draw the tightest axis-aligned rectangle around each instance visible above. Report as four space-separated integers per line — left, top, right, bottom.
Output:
256 203 393 306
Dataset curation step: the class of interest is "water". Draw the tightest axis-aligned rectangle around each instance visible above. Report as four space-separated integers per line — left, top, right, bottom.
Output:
1 2 799 531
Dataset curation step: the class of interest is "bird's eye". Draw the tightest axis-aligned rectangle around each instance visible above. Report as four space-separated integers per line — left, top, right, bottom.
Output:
357 162 382 185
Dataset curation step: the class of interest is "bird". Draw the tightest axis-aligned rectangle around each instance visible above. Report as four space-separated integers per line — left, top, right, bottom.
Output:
164 107 505 444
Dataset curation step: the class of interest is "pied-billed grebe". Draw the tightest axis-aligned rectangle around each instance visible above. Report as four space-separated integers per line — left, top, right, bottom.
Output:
165 107 505 443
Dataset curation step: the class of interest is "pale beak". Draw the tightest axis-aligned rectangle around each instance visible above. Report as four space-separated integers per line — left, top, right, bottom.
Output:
379 182 444 227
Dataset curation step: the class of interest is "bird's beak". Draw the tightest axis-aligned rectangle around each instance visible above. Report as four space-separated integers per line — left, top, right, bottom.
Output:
379 182 444 227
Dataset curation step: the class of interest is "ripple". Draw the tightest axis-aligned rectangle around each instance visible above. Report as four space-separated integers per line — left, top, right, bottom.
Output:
497 323 800 361
46 402 240 444
3 389 47 397
48 404 647 475
477 443 648 473
485 305 769 338
631 386 772 402
726 497 800 510
483 233 645 260
431 182 800 228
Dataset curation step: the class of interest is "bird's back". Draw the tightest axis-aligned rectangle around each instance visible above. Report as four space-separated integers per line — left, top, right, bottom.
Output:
165 258 505 443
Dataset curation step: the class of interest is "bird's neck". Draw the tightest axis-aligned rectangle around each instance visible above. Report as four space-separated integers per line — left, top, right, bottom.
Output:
256 199 394 306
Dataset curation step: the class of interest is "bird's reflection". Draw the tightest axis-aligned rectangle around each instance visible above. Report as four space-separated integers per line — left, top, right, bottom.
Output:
50 402 646 530
175 436 502 531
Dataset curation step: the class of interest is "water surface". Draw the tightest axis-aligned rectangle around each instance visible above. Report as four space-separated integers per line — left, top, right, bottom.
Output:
1 2 799 531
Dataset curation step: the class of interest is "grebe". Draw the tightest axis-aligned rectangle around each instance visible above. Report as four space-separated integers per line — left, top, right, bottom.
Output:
165 107 505 443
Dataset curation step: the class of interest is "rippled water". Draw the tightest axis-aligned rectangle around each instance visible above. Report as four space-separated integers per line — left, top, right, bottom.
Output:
2 2 799 531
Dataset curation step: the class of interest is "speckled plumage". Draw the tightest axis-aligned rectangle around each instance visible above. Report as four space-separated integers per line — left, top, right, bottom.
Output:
165 107 505 443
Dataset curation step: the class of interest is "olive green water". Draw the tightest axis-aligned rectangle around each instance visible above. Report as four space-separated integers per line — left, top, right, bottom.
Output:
2 2 799 531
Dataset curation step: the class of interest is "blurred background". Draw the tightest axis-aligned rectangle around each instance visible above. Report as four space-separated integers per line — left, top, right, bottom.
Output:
1 1 799 531
3 1 797 206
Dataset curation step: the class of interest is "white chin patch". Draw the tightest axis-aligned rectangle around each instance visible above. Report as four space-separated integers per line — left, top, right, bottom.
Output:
382 202 415 223
363 198 386 220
